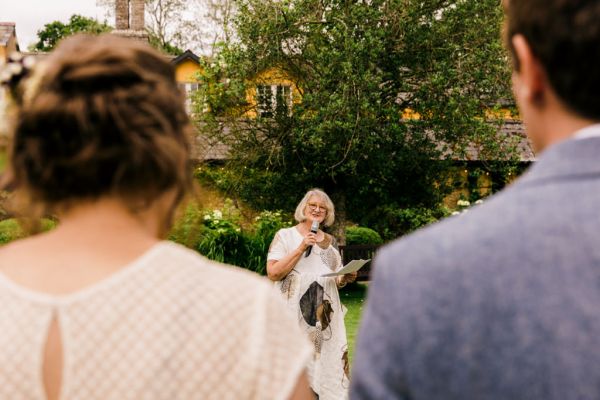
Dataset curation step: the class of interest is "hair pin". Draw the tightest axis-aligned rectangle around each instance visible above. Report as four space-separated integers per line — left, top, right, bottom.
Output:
0 53 37 102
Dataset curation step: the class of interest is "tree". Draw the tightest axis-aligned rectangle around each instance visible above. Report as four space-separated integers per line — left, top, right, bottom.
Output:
98 0 186 54
201 0 237 52
196 0 516 241
97 0 229 55
32 15 112 52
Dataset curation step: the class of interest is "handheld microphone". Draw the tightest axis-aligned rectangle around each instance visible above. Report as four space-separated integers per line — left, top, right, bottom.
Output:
304 220 319 257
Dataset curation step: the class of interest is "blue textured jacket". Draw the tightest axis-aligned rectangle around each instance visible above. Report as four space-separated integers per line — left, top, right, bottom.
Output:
351 136 600 399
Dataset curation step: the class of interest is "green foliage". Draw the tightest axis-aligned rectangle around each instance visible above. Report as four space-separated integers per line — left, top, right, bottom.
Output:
32 15 112 52
169 201 292 274
459 161 531 202
245 210 293 274
195 0 516 235
0 219 22 245
364 205 451 241
147 31 184 56
0 218 57 245
198 208 251 268
345 226 383 246
168 203 205 249
0 152 7 172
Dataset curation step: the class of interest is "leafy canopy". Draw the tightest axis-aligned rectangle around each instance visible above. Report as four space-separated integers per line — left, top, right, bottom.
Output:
32 15 112 52
196 0 515 236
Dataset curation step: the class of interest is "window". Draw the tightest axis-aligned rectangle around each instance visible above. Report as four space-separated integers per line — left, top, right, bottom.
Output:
256 84 292 118
178 82 200 113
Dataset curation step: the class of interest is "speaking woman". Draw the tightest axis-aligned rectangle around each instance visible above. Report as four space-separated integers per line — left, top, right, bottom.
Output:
267 189 356 400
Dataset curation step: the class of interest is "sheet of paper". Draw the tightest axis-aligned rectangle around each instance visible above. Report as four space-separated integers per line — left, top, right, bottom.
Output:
322 259 370 277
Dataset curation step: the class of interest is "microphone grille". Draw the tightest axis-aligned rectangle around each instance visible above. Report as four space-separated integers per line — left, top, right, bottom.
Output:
311 220 319 231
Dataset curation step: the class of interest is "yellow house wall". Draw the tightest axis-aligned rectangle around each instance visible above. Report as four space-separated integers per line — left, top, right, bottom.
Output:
442 167 493 209
0 35 18 62
402 108 517 121
175 59 203 82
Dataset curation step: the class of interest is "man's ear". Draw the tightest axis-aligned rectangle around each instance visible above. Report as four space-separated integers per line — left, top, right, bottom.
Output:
511 34 546 104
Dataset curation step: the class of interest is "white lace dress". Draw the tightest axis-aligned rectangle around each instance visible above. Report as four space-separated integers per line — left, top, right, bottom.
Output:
0 241 311 400
268 227 350 400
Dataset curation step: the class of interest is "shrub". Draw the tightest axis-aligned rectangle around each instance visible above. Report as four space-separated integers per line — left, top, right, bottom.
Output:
363 205 451 241
345 226 383 246
196 207 249 267
168 202 204 249
0 218 57 245
176 206 293 275
198 224 252 268
246 211 293 274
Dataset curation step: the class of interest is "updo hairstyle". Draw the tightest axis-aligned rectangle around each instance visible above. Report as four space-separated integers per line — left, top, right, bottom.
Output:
5 34 193 214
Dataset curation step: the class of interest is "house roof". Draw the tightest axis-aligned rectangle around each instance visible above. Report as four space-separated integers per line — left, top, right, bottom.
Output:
445 120 535 162
171 50 201 65
192 123 230 161
497 120 535 161
194 136 230 161
0 22 18 49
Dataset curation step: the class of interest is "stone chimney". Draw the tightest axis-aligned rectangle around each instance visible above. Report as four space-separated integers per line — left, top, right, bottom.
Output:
115 0 130 30
112 0 148 42
130 0 145 31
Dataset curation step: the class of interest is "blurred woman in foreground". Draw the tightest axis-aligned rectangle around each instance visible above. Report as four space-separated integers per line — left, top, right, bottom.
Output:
0 34 312 400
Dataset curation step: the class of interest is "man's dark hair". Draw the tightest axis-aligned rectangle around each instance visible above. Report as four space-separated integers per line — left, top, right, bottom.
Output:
7 34 193 214
505 0 600 120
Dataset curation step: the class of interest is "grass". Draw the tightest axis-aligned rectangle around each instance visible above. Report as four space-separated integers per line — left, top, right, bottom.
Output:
341 282 368 365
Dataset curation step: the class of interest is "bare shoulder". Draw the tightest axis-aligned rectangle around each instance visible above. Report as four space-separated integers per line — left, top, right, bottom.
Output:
0 232 71 292
0 233 55 270
161 241 273 290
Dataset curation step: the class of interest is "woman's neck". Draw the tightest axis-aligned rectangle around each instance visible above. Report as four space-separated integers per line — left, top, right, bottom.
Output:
0 198 161 295
55 198 159 243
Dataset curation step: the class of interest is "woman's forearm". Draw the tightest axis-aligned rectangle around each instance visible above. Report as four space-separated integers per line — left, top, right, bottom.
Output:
267 247 304 281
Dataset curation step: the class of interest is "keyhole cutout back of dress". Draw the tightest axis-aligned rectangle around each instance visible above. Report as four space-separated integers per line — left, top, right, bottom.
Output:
42 315 63 400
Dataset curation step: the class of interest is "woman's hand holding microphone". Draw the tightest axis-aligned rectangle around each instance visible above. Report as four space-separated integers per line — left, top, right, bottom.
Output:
301 231 317 250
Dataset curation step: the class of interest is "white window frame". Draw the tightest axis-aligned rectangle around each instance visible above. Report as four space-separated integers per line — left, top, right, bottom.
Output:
256 84 292 118
178 82 200 113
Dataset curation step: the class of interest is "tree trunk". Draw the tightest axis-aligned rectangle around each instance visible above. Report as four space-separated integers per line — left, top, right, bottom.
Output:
330 188 347 246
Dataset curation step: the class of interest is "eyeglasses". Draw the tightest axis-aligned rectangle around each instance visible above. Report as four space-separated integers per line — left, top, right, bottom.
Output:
307 203 328 213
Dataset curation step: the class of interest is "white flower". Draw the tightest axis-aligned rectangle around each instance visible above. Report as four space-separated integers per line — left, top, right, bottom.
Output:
203 215 211 221
457 199 470 207
475 199 484 205
213 210 223 219
451 211 461 216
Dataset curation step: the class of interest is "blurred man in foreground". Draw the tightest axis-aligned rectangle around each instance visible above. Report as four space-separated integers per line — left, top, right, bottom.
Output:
351 1 600 398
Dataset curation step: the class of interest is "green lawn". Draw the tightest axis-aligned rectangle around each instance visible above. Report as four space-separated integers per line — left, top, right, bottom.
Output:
341 282 368 365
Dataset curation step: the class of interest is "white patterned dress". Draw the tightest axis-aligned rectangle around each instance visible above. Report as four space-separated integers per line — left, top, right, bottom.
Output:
0 241 311 400
268 227 350 400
